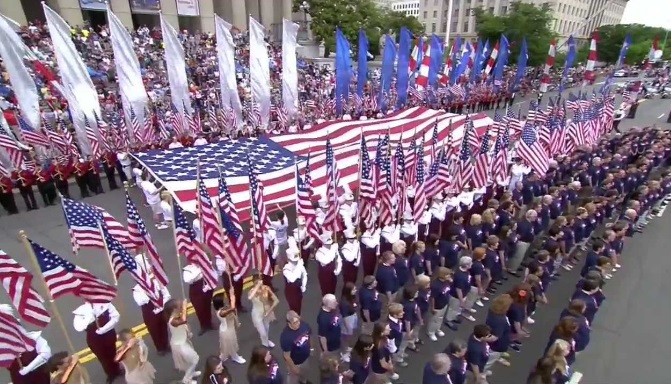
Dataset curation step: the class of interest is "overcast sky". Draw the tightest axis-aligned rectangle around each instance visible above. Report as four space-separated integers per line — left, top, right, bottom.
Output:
621 0 671 28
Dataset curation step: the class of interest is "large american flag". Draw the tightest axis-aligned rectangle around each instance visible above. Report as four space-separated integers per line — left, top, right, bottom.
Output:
473 128 491 189
0 310 35 368
173 203 219 289
133 107 494 216
102 227 163 309
0 250 50 328
426 147 451 197
30 238 117 303
322 138 341 232
0 131 24 169
491 122 510 184
412 138 427 221
125 192 169 287
358 136 375 226
454 118 476 191
218 171 251 279
61 198 133 253
517 119 549 176
197 175 226 258
247 154 273 276
83 114 101 159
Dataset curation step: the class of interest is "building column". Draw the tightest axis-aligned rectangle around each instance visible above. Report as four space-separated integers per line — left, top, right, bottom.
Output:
49 0 83 27
231 0 247 30
197 0 215 32
159 0 179 28
246 0 260 25
109 0 133 29
282 0 293 20
259 0 274 28
0 1 27 25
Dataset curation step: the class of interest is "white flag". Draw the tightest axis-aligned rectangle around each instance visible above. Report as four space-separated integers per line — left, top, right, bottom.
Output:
107 5 148 143
43 4 101 157
0 14 40 129
282 19 299 117
249 16 271 129
215 15 243 130
160 14 191 118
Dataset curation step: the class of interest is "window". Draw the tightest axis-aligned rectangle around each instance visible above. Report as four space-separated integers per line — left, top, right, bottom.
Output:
442 22 447 32
434 0 439 5
464 20 469 31
433 10 437 17
431 23 437 32
423 11 428 18
424 0 428 6
500 5 507 13
451 21 458 32
489 6 494 13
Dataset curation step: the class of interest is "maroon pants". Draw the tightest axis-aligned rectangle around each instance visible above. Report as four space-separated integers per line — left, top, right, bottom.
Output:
318 261 337 296
86 321 120 379
189 281 214 330
342 260 358 287
301 247 311 267
8 350 50 384
401 234 414 256
141 304 169 352
284 280 303 315
361 246 378 278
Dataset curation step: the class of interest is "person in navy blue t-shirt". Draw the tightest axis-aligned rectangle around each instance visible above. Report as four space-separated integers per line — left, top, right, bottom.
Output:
344 334 373 384
376 251 400 302
427 267 454 339
439 232 461 269
247 345 284 384
485 294 514 371
444 339 468 384
317 294 343 359
280 311 312 383
559 299 591 353
445 256 473 330
581 239 605 277
570 279 601 323
422 353 452 384
465 324 496 383
359 275 383 335
370 322 396 382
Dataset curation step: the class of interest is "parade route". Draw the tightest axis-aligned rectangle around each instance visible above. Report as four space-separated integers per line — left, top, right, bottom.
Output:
0 89 668 383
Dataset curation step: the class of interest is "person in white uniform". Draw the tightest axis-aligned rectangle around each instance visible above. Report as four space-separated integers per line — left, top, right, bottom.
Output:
271 210 290 268
140 174 166 229
283 247 309 314
315 231 342 296
400 211 418 253
182 264 214 334
339 191 359 232
132 254 171 355
315 195 329 228
293 215 315 265
380 222 400 255
72 302 121 382
3 302 51 384
340 228 361 287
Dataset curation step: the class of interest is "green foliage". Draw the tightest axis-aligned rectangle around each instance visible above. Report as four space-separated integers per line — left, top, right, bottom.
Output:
293 0 422 57
595 24 667 64
473 1 556 67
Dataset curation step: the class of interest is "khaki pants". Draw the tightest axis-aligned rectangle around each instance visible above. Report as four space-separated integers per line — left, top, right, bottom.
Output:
286 361 308 384
427 307 448 335
396 329 416 360
463 286 480 311
508 241 530 271
365 372 391 384
445 296 463 322
484 350 503 371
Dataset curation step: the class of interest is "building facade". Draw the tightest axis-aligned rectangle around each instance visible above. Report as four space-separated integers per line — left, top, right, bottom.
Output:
417 0 627 46
391 0 421 17
0 0 307 41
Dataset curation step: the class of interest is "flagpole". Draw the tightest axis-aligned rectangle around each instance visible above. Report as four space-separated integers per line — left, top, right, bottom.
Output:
97 222 129 325
355 129 363 236
246 158 264 276
169 198 188 301
18 230 91 383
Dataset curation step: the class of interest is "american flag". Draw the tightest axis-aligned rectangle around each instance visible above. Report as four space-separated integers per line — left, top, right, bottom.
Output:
129 105 143 144
61 198 133 253
247 154 273 276
567 108 585 152
405 138 418 185
491 122 509 184
217 170 251 279
358 136 375 226
207 102 218 131
455 118 475 190
429 119 439 165
296 155 320 241
93 111 112 154
517 118 549 176
473 128 491 189
42 117 68 154
322 138 341 232
375 134 394 227
17 116 49 147
0 130 24 169
83 114 101 159
134 108 492 216
412 138 427 221
393 140 407 219
183 101 195 135
143 109 156 145
173 203 219 289
171 103 185 137
125 192 169 287
156 108 171 140
0 250 50 328
197 173 226 258
102 226 163 308
0 310 35 368
30 238 117 303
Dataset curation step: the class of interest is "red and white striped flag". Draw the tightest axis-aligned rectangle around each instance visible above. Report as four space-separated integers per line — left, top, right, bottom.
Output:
412 138 427 221
196 172 226 258
173 204 219 289
472 128 491 189
583 32 598 85
358 136 376 226
539 39 556 93
322 138 342 232
415 42 433 91
0 251 50 328
296 155 321 241
248 154 273 276
217 171 251 280
0 307 36 368
491 119 510 185
484 40 499 77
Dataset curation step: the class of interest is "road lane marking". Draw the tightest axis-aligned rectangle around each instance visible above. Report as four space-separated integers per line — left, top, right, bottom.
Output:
659 114 665 119
75 277 254 364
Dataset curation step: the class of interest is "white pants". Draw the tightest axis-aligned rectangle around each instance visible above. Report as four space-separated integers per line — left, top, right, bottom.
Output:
252 312 271 346
427 307 447 334
464 286 480 310
484 351 503 371
445 296 462 322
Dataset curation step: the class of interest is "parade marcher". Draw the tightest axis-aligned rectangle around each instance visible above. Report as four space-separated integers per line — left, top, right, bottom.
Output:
280 310 312 384
370 321 397 383
72 302 121 383
140 173 166 229
212 292 246 364
341 228 361 289
485 294 513 370
344 334 373 384
422 353 452 384
15 166 38 210
428 196 446 237
5 307 51 384
103 151 119 190
445 256 474 331
86 157 104 194
317 294 346 361
247 346 282 384
283 247 308 315
376 250 400 303
315 231 341 296
165 299 201 383
271 210 290 268
360 217 381 277
427 267 453 341
316 196 328 228
116 151 132 184
339 189 358 232
47 352 87 384
293 215 315 265
400 212 418 253
114 328 156 384
53 159 71 198
380 221 400 255
248 274 279 348
182 264 214 334
35 162 57 206
0 173 18 214
132 255 171 355
465 324 495 384
263 228 280 289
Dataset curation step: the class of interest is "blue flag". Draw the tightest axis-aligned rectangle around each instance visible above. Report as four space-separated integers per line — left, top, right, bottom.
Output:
396 27 412 108
449 36 462 85
493 35 509 91
469 40 483 83
616 33 632 68
559 36 577 93
357 29 369 99
428 35 443 88
379 35 397 111
455 42 473 83
335 28 352 115
512 38 528 92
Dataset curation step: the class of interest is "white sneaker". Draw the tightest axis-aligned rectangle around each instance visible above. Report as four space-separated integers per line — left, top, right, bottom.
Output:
428 333 438 341
482 296 490 301
391 373 400 380
462 314 476 322
232 355 246 364
157 224 169 230
192 371 201 377
615 263 622 268
437 330 445 337
476 300 484 307
527 317 536 324
466 307 477 313
605 274 613 280
267 340 275 348
562 265 573 271
341 352 350 362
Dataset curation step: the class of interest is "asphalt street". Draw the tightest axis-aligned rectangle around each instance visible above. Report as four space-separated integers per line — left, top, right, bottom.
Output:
1 84 669 383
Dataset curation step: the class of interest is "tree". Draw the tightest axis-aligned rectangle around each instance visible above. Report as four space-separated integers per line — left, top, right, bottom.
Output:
473 1 556 66
293 0 422 57
594 24 667 64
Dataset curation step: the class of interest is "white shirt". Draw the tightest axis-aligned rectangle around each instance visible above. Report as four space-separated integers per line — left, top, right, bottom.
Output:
193 219 202 242
20 333 51 374
72 303 120 333
271 218 289 245
133 284 171 313
315 244 341 274
117 152 131 167
361 228 381 249
283 261 308 292
160 200 173 221
340 240 361 265
140 180 160 205
381 225 400 244
509 163 531 190
168 141 184 149
430 202 446 221
194 137 208 146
